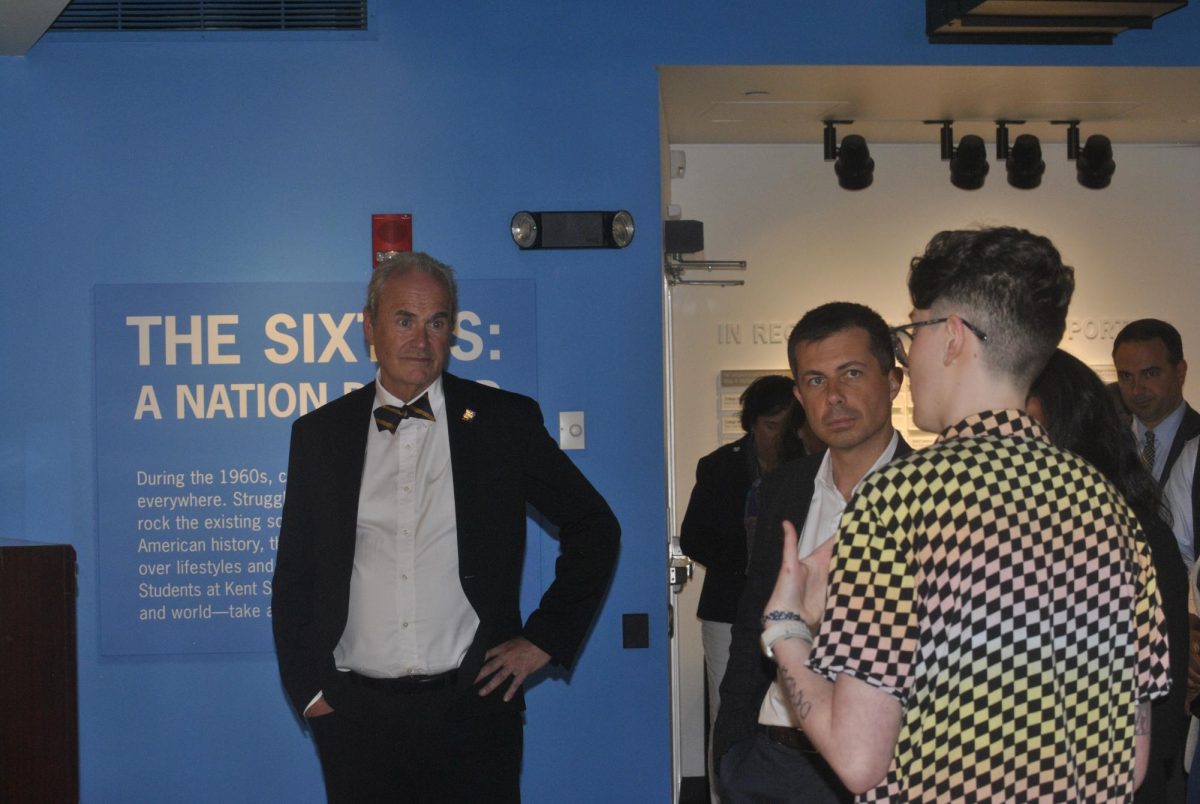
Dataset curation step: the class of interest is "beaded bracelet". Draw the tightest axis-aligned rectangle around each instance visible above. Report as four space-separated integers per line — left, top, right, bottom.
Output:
761 609 805 625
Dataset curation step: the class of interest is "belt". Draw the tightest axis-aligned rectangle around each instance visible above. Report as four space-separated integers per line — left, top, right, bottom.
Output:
763 725 819 754
347 669 458 694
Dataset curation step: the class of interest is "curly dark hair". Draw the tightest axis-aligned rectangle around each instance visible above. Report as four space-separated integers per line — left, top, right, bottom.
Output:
908 227 1075 388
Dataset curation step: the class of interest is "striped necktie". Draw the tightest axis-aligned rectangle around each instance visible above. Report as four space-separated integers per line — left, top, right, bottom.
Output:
374 394 435 432
1141 430 1157 471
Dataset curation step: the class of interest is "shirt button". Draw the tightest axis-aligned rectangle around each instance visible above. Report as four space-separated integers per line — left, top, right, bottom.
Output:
403 485 411 493
401 574 408 581
402 622 409 629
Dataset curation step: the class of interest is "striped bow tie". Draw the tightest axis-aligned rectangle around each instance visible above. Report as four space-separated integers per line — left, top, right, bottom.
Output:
374 394 435 432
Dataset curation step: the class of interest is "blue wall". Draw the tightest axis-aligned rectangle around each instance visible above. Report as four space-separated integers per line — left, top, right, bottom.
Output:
1 2 1198 800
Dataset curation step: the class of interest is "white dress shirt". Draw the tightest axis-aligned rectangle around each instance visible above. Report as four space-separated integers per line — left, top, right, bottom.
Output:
758 431 900 727
333 373 480 678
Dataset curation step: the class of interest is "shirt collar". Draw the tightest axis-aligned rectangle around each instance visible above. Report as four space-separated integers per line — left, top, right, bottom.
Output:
937 409 1050 444
374 370 444 411
814 430 901 502
1133 399 1186 443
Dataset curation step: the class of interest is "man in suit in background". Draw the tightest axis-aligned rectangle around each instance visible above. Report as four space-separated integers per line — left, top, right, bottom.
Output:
679 374 801 803
1113 318 1200 564
271 252 620 803
1115 318 1200 802
714 302 909 803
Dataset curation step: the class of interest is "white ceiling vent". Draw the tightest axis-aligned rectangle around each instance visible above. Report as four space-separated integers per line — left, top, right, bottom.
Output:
49 0 367 32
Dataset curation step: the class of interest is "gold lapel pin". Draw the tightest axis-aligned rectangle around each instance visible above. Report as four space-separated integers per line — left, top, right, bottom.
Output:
462 409 476 422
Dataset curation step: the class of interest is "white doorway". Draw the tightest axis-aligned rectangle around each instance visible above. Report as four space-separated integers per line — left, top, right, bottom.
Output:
660 66 1200 801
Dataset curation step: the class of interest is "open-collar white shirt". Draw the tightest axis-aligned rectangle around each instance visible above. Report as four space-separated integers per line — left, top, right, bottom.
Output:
333 372 479 679
759 431 900 727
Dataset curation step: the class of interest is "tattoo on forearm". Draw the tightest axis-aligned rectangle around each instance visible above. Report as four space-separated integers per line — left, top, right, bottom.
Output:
1135 702 1150 736
779 668 812 721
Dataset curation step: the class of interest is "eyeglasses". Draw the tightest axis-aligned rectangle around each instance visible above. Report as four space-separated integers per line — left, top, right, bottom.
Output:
889 317 989 368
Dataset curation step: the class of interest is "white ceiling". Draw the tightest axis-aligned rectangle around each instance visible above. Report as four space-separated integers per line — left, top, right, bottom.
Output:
1 0 69 56
660 65 1200 146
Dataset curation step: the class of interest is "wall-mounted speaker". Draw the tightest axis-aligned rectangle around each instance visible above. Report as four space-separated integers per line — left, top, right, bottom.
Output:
664 220 704 255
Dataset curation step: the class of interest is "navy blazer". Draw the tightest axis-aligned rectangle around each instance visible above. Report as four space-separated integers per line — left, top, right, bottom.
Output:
1136 402 1200 800
271 373 620 721
713 436 911 764
1158 403 1200 485
1157 403 1200 560
1135 510 1190 803
679 434 757 623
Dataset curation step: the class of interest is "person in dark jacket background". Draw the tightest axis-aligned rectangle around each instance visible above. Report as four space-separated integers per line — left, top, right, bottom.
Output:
680 374 804 801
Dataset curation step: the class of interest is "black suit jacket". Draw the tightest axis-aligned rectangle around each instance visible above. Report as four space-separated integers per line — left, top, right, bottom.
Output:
1156 402 1200 560
679 434 756 623
1135 510 1190 803
1158 403 1200 485
713 436 911 763
1133 402 1200 801
271 373 620 721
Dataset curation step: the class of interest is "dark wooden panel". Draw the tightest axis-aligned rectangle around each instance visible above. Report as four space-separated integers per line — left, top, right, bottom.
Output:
0 543 79 804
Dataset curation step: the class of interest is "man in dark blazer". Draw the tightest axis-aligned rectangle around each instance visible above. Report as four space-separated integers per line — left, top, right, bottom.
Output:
1114 318 1200 801
1113 319 1200 560
714 303 910 804
679 374 799 800
271 252 620 803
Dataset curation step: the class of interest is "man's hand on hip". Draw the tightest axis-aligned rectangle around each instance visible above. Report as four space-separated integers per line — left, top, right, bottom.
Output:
475 637 551 702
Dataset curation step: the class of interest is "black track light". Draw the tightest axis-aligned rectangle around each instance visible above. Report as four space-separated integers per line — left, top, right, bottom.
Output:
951 135 990 190
823 121 874 190
1007 135 1045 189
996 121 1043 190
929 121 990 190
1054 121 1115 190
1077 135 1115 189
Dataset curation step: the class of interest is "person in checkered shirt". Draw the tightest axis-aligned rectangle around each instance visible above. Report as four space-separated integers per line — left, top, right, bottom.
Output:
760 226 1171 802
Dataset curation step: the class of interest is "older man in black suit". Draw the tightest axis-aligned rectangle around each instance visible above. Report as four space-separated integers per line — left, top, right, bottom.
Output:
271 252 620 803
714 302 909 804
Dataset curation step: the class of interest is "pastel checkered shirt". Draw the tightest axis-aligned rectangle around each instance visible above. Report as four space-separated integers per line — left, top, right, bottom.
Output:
809 410 1171 802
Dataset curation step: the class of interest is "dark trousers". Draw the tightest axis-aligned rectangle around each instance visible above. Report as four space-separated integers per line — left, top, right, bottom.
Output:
308 676 523 804
718 730 851 804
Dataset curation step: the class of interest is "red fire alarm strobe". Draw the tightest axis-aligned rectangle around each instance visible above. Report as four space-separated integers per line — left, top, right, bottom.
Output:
372 214 413 267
